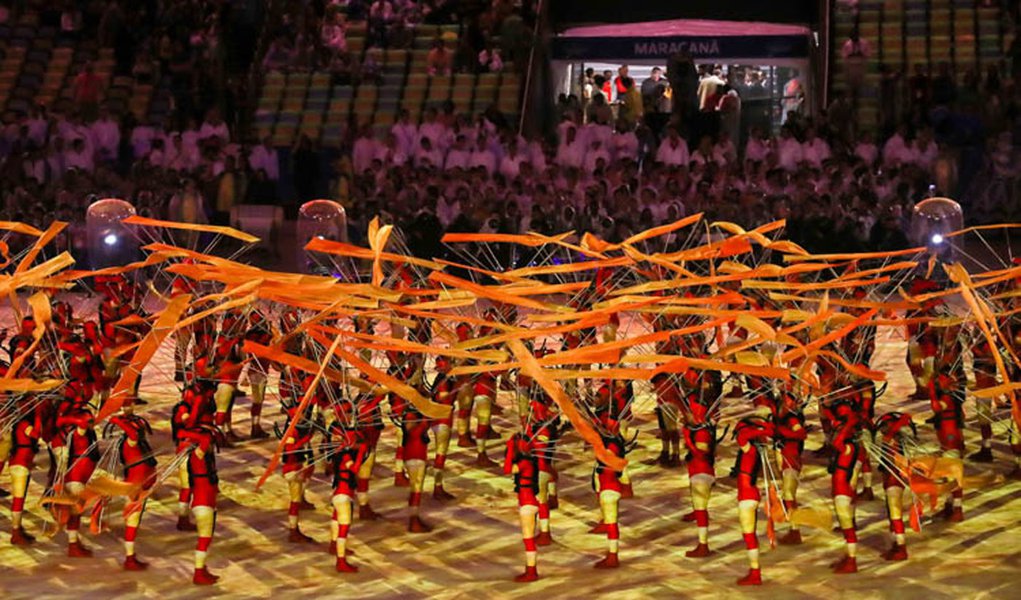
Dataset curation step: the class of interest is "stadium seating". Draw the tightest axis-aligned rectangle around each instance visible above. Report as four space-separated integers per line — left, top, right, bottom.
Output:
831 0 1012 132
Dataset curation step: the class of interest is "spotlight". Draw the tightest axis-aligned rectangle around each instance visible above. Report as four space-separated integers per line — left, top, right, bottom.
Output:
103 233 118 246
931 234 944 245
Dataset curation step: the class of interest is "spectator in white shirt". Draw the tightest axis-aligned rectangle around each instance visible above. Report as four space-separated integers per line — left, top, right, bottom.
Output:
131 122 157 159
249 136 280 180
744 126 772 163
444 134 471 170
882 124 911 167
65 138 94 172
854 131 879 166
582 139 611 173
776 126 804 172
374 132 407 166
555 126 585 169
353 126 379 173
198 109 230 145
468 137 497 174
912 128 939 171
436 191 462 228
499 139 526 179
715 131 738 165
690 135 725 166
418 107 448 152
611 119 639 161
90 107 120 162
800 127 831 168
167 134 199 171
414 136 443 169
655 127 689 166
391 109 418 157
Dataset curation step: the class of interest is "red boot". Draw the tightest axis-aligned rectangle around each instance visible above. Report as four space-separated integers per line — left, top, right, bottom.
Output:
737 568 762 586
475 453 497 468
594 552 620 569
589 522 609 534
778 529 802 545
681 511 697 522
10 526 34 545
457 434 474 448
433 485 455 501
67 540 93 558
327 540 336 556
193 567 220 585
832 556 858 574
547 494 559 510
123 555 149 571
176 515 196 532
408 515 432 533
514 566 539 582
535 531 553 546
948 507 964 522
335 557 359 573
250 424 269 440
394 472 410 487
288 527 315 543
359 504 382 521
856 488 875 502
882 543 908 561
685 542 713 558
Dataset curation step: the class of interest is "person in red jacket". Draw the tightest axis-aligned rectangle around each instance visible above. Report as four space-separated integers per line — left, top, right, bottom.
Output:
108 402 158 570
682 386 718 558
875 411 916 561
733 416 774 586
7 393 46 545
402 401 433 532
431 356 457 500
171 357 218 532
278 398 316 543
591 411 627 569
773 386 807 545
829 399 863 574
505 431 541 582
56 400 100 558
176 424 224 585
327 422 367 573
243 310 274 439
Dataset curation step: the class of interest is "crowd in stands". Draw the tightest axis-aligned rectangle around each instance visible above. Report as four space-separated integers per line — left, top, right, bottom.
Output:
0 0 1017 267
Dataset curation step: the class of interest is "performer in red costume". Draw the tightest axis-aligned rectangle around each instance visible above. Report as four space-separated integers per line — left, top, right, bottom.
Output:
388 351 423 487
108 401 158 570
430 356 457 500
56 399 100 557
732 416 774 586
352 389 385 520
682 382 718 558
171 357 218 531
591 411 627 569
212 311 245 442
875 411 916 561
849 377 879 501
7 391 46 545
651 372 682 467
243 310 274 439
401 400 433 532
176 424 224 585
926 368 966 521
505 432 541 582
773 384 807 545
526 388 560 545
327 421 367 573
828 399 863 573
278 396 316 542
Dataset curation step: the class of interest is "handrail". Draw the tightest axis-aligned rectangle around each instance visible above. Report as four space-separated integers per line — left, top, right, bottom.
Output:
517 0 544 136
